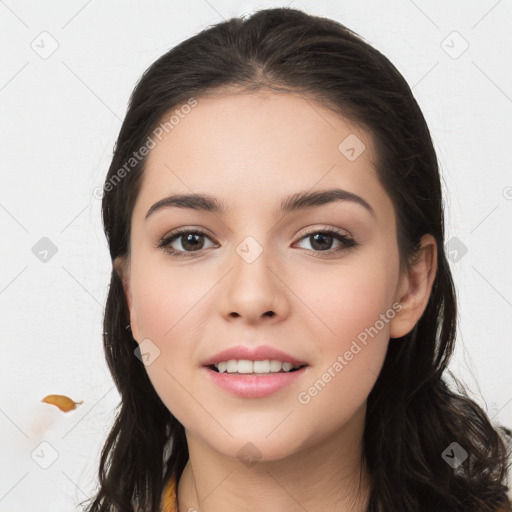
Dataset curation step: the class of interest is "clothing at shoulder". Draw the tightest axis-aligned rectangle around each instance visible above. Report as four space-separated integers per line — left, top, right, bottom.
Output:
161 474 178 512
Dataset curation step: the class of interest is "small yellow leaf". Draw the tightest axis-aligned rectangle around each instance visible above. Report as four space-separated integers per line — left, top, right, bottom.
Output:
41 394 83 412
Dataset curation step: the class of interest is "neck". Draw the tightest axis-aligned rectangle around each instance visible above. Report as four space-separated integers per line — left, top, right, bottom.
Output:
176 406 371 512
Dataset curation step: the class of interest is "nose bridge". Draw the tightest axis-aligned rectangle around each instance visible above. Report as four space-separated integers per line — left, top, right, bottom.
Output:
231 232 278 291
235 234 268 266
228 204 279 267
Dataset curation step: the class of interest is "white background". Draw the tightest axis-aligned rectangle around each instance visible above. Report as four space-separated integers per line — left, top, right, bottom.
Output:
0 1 511 510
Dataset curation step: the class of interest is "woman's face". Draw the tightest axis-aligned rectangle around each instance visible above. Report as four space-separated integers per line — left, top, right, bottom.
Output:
117 90 413 461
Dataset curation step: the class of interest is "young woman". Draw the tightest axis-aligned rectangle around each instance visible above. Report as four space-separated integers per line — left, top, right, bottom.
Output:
82 7 512 512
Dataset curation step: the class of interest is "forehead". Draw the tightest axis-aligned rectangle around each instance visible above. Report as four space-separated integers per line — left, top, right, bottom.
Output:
134 91 393 223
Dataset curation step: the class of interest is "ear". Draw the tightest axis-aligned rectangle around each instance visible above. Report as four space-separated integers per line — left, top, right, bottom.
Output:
113 256 141 343
389 234 437 339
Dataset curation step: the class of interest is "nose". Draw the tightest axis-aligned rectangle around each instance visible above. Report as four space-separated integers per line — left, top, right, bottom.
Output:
219 239 290 325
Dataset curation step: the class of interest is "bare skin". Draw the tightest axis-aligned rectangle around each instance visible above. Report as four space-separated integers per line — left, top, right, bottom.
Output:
114 89 437 511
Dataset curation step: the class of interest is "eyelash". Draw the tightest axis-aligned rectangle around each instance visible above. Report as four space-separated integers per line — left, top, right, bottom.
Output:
157 227 357 258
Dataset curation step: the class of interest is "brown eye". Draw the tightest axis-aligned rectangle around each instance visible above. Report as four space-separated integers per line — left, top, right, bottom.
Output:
295 228 356 253
308 232 335 251
175 232 205 251
158 229 216 257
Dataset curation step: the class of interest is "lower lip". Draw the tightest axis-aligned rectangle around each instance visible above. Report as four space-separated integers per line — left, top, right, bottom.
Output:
202 366 309 398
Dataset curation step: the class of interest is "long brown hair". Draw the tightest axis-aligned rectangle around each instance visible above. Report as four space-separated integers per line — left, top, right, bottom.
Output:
81 7 511 511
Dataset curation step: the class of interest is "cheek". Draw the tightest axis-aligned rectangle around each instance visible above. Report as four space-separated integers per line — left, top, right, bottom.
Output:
131 261 210 341
292 256 396 415
293 285 393 443
129 263 214 413
294 255 398 350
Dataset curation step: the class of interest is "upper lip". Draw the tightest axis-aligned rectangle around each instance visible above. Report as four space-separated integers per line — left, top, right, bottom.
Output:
202 344 309 367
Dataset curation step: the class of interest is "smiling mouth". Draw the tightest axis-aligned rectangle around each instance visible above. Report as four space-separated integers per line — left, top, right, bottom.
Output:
207 364 308 374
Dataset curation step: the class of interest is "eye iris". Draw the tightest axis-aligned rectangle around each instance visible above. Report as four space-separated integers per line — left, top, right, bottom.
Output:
310 233 333 251
181 233 204 251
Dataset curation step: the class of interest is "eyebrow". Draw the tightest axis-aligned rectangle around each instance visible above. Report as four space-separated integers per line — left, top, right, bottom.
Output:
144 188 376 221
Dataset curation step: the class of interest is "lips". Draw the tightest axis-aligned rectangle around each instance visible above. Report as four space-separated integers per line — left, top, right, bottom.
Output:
203 365 309 398
202 344 309 367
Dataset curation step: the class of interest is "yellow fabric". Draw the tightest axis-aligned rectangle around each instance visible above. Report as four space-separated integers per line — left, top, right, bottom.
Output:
161 475 178 512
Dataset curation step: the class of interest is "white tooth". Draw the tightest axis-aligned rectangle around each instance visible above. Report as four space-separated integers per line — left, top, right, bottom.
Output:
214 359 302 374
270 359 283 372
253 360 270 373
226 359 238 373
237 359 254 373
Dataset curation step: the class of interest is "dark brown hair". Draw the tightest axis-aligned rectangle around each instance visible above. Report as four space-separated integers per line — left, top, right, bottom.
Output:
81 7 511 511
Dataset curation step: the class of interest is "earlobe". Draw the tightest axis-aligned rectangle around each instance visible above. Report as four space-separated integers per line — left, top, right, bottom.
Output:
389 234 437 339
